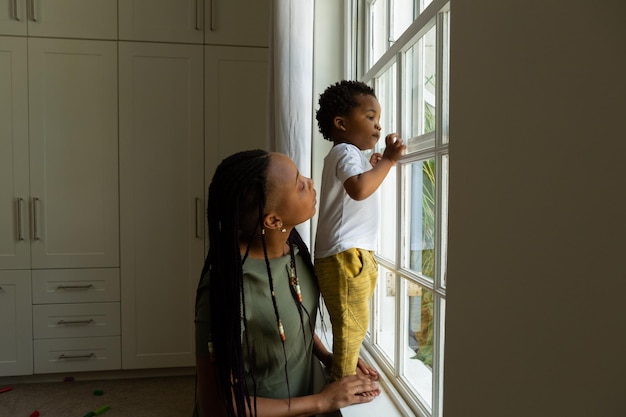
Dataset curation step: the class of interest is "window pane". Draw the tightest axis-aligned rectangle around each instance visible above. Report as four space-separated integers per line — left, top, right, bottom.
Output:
392 0 414 42
403 159 436 279
404 281 434 408
379 166 397 261
435 297 446 415
374 265 397 365
369 0 388 66
376 65 398 261
421 0 434 12
405 25 437 152
442 9 450 145
376 63 397 140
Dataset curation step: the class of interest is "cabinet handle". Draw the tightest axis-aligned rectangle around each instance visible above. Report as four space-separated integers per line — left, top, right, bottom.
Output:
58 319 95 325
209 0 215 31
12 0 20 21
195 197 203 238
29 0 37 22
16 198 25 241
32 197 40 240
56 284 94 290
195 0 203 30
58 353 95 360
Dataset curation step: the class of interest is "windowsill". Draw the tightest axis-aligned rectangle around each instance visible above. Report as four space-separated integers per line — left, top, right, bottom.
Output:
316 323 412 417
338 347 413 417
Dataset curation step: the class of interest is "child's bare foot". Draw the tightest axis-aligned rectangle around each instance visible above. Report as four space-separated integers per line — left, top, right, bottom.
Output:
356 358 379 381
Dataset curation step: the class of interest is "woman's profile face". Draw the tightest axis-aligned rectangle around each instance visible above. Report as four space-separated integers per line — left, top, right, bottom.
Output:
266 153 317 228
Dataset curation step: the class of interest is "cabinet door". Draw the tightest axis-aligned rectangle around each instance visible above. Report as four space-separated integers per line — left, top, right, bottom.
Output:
0 0 27 36
204 45 269 181
28 38 119 269
119 0 203 44
0 36 30 270
119 42 204 369
204 0 270 47
26 0 116 39
0 270 33 376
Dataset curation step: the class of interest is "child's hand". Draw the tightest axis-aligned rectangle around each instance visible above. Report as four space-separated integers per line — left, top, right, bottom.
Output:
382 133 406 163
370 152 383 167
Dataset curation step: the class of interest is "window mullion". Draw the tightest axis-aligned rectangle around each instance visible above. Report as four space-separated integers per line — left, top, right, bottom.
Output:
394 49 405 379
432 10 447 417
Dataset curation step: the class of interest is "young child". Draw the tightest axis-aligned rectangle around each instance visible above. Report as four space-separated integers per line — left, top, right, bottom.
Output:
314 80 405 382
194 150 380 417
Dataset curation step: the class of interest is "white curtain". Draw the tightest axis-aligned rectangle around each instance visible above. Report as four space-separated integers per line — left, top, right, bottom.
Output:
268 0 315 245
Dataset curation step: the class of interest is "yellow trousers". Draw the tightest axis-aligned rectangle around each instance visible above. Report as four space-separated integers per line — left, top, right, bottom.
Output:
315 248 378 381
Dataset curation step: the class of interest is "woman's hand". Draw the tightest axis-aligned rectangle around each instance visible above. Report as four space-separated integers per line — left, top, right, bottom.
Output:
315 374 381 411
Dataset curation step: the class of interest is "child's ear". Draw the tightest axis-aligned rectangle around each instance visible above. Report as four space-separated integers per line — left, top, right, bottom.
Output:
333 116 347 132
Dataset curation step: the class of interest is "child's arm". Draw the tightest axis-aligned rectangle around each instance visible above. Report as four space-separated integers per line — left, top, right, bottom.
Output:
344 133 405 201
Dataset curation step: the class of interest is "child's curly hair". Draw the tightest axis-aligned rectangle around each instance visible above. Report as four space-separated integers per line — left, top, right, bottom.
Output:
315 80 376 141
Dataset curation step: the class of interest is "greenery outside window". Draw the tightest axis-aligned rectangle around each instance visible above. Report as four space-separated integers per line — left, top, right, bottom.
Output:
350 1 450 416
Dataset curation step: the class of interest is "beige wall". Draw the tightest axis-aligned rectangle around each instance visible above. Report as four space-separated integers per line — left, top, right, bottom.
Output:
311 0 345 251
445 1 626 416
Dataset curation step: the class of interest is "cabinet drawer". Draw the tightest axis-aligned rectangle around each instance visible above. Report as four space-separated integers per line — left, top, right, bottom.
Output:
33 303 120 339
32 269 120 304
34 336 121 374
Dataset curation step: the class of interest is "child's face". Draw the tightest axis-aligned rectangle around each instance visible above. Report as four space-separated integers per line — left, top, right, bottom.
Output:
336 94 382 150
266 153 317 228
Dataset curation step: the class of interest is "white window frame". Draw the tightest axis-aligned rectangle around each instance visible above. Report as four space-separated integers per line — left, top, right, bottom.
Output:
348 1 450 416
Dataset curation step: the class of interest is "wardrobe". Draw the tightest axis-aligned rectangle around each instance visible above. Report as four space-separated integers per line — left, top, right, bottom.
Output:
0 0 270 376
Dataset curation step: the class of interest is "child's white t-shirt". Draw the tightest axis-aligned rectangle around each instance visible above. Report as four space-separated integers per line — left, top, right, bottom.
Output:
314 143 380 259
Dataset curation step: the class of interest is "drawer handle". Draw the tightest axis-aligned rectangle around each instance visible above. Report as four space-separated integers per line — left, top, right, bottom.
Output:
29 0 37 22
32 197 41 240
56 284 94 290
12 0 20 21
209 0 215 31
17 198 25 240
195 0 203 30
58 353 95 360
58 319 95 325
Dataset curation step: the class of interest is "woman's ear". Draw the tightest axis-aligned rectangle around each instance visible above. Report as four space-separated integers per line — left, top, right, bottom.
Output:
263 213 284 231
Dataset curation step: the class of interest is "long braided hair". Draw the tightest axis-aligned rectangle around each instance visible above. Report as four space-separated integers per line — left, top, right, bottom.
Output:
200 149 316 417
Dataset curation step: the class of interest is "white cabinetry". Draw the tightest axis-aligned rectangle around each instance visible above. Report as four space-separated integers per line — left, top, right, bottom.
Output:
0 0 117 39
119 42 205 369
117 0 270 46
204 0 270 47
0 37 119 271
31 269 121 373
119 0 204 44
28 38 119 269
204 45 269 179
0 271 33 376
0 36 29 271
1 0 270 377
0 36 119 377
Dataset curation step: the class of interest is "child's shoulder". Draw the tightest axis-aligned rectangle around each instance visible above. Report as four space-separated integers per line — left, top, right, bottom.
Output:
328 142 358 155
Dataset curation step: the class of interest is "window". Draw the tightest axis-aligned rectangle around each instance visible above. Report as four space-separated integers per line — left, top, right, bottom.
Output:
350 1 450 416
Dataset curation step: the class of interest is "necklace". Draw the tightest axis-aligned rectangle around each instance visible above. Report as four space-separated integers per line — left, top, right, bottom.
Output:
288 245 303 303
242 233 304 343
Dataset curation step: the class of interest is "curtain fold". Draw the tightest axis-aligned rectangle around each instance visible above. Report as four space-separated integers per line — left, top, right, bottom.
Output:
268 0 315 245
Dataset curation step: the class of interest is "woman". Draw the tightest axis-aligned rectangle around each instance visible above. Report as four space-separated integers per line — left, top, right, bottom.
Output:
195 150 380 417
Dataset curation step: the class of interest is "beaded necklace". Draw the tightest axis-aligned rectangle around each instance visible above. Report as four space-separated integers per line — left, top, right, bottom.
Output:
241 232 303 343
